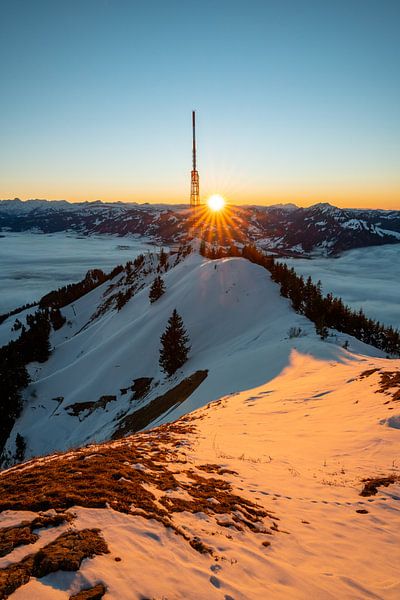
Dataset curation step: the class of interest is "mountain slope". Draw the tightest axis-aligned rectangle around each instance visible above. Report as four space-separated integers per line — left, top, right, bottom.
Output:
1 248 389 465
1 245 399 598
0 349 399 599
1 199 400 256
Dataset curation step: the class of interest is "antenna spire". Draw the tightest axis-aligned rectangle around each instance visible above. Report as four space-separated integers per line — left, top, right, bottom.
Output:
190 110 200 208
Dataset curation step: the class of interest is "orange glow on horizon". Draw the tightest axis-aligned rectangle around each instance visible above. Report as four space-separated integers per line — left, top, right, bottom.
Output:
2 187 399 210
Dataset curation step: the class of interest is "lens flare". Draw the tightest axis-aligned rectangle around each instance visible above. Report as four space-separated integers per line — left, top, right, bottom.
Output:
207 194 225 212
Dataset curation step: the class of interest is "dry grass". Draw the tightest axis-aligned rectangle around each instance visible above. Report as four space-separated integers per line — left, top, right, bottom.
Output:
0 529 108 598
120 377 153 400
360 475 399 496
0 418 275 558
359 369 400 403
359 368 380 379
160 468 271 534
69 583 106 600
65 395 117 418
377 371 400 402
112 370 208 438
0 513 73 558
197 463 238 476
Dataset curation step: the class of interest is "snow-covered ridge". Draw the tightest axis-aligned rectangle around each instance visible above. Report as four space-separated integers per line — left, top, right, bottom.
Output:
0 247 391 467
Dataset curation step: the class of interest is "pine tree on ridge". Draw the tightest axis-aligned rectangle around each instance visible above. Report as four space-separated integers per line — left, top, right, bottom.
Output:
159 309 190 376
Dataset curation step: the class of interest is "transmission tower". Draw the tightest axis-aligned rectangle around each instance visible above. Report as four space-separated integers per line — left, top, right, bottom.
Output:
190 110 200 208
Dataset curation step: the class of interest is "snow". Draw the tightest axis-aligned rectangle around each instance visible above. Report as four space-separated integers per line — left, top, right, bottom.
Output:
0 232 157 314
284 244 400 329
341 218 367 230
3 250 389 462
1 248 400 598
375 227 400 240
3 346 400 599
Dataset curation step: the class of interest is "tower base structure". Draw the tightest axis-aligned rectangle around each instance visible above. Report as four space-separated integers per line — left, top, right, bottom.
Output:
190 169 200 208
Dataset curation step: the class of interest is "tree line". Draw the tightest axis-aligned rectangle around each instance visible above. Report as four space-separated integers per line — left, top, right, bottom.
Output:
0 308 55 462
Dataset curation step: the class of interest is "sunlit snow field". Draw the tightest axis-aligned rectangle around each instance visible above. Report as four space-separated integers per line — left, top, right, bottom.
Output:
284 244 400 329
0 232 157 314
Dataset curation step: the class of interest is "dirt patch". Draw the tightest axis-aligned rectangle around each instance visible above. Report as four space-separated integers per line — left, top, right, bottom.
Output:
377 371 400 402
65 396 117 418
360 475 399 496
121 377 153 400
0 512 73 558
0 529 108 598
70 583 106 600
159 469 272 535
112 370 208 438
198 463 238 476
359 368 380 379
359 369 400 404
64 402 96 417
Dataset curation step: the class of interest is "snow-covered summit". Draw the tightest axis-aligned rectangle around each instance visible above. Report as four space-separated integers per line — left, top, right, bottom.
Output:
0 247 389 465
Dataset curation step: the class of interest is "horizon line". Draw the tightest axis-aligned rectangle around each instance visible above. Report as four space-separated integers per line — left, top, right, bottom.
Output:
1 197 399 212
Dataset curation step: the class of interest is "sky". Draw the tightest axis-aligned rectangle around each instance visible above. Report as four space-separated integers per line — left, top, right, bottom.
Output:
0 0 399 209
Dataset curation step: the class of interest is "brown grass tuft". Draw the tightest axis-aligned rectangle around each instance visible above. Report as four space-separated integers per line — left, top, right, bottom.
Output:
112 370 208 438
0 529 108 598
69 583 106 600
0 512 73 558
360 475 399 496
0 418 275 559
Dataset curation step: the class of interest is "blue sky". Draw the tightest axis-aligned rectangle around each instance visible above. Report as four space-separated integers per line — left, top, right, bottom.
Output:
0 0 399 207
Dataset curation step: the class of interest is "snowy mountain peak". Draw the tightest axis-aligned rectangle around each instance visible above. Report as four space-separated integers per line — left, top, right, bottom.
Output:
0 245 392 467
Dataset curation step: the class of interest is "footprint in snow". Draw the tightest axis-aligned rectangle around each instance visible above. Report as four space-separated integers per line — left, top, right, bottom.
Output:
210 575 221 588
210 564 222 573
311 390 332 398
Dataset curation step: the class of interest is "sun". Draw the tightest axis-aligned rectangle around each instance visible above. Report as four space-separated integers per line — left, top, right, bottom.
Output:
207 194 225 212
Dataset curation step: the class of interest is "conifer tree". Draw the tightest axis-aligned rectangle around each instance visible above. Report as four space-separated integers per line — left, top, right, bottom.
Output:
159 309 190 376
50 307 66 330
149 276 166 303
15 433 26 462
159 249 169 270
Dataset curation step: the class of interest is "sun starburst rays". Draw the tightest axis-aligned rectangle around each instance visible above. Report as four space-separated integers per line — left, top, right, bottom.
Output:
187 200 248 247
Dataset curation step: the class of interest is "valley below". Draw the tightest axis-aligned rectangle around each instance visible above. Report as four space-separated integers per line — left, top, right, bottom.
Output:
0 232 157 314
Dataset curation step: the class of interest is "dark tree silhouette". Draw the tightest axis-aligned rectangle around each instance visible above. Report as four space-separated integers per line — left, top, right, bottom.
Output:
159 309 190 376
149 276 166 303
15 433 26 462
159 249 169 270
39 269 107 310
50 307 66 330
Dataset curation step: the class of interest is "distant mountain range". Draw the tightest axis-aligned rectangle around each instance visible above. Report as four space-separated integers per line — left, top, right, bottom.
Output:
1 198 400 256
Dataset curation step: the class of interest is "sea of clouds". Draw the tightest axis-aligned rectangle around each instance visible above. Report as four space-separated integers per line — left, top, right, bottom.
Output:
284 244 400 330
0 232 157 314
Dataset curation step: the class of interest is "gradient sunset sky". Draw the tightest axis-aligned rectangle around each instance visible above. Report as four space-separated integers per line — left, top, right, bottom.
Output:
1 0 399 209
